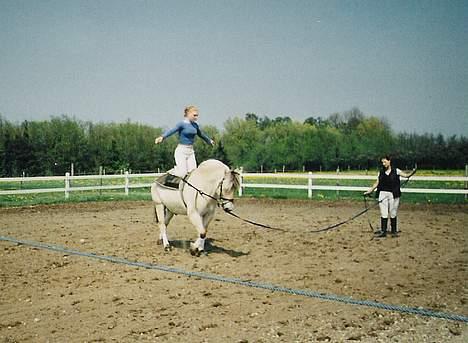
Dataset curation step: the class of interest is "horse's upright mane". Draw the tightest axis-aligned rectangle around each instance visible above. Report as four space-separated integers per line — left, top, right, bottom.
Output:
198 159 227 169
230 170 241 191
197 159 239 192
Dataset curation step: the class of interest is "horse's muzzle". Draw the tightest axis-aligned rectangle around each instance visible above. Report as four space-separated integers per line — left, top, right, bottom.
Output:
222 201 234 212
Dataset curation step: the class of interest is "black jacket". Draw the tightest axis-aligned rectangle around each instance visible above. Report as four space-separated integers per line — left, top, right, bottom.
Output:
377 168 401 198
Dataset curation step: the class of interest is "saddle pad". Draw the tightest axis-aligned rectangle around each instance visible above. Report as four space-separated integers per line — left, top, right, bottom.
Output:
155 173 181 189
157 171 195 188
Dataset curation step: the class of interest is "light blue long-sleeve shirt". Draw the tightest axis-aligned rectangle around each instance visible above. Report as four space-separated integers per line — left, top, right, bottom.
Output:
162 120 212 145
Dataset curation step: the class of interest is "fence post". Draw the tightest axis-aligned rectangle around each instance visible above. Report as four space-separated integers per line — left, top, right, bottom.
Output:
70 163 74 187
336 166 340 198
308 172 312 199
238 167 243 197
65 172 70 199
465 164 467 201
125 171 129 196
99 166 103 196
20 171 25 190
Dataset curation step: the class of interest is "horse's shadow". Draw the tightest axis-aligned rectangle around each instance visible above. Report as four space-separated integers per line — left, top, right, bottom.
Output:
170 239 249 258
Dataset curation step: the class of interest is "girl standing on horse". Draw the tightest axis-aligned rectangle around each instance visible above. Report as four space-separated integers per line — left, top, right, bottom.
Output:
155 106 214 177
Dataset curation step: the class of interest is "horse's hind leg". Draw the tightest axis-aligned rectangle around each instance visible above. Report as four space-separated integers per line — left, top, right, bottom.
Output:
154 204 172 251
163 209 174 247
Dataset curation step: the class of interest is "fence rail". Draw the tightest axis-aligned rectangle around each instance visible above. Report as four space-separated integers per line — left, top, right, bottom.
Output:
240 172 468 197
0 172 162 197
0 172 467 199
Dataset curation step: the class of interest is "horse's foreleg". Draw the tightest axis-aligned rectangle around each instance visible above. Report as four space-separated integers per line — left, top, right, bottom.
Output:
202 210 215 230
188 211 207 255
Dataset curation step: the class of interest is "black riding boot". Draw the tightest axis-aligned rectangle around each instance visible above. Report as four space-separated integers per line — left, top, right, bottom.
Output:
390 217 398 237
375 217 388 238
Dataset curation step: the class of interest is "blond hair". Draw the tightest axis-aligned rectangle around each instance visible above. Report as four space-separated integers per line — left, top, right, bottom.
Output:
184 105 198 116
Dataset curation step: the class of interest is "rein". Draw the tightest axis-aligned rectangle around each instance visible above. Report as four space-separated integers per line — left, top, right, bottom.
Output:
222 209 285 232
309 198 378 233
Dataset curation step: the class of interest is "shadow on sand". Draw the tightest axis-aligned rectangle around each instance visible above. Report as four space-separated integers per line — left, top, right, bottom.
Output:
170 239 249 258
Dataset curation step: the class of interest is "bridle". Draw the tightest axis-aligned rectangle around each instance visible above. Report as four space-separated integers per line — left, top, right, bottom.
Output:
180 176 233 209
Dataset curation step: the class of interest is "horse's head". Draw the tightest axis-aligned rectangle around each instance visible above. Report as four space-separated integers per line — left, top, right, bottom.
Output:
196 160 240 211
219 168 241 212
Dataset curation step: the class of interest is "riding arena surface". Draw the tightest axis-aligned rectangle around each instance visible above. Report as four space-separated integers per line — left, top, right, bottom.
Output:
0 199 466 342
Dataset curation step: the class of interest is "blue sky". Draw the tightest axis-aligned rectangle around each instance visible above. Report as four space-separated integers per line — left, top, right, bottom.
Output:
1 0 467 136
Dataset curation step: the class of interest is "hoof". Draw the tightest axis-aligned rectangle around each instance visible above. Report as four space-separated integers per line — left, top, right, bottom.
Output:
193 249 204 257
164 245 172 252
189 245 203 257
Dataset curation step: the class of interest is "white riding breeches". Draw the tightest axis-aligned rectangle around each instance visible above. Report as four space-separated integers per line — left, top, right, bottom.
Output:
378 191 400 219
173 144 197 177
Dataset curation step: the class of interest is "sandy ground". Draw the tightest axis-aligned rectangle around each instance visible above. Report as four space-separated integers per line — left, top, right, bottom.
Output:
0 199 467 342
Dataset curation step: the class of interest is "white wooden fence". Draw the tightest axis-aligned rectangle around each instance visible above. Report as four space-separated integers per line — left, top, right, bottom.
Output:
239 173 468 198
0 172 162 198
0 172 467 199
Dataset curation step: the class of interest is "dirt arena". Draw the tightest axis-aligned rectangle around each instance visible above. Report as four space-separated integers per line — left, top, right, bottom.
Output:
0 199 467 342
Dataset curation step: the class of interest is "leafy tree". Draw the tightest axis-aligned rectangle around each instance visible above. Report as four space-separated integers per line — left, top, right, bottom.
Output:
0 109 465 176
0 115 9 176
193 125 219 166
223 117 261 171
304 116 329 128
245 113 259 124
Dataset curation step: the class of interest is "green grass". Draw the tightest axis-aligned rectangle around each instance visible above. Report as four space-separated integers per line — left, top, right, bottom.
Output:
0 189 152 207
241 188 465 204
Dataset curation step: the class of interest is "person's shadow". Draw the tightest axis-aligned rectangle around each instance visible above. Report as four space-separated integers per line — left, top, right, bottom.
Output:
170 238 249 258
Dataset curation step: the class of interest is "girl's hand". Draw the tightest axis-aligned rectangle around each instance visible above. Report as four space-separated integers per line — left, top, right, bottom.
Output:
210 139 215 146
155 136 164 144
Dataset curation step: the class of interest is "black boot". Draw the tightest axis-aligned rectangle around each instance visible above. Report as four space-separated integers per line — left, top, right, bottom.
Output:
375 217 388 238
391 217 398 237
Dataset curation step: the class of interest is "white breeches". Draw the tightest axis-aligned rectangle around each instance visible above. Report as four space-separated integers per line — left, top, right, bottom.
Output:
378 191 400 219
173 144 197 177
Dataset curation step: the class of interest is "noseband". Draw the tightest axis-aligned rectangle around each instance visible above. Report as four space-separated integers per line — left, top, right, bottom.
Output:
218 178 235 204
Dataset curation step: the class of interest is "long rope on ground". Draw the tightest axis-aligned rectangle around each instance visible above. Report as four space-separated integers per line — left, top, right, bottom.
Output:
309 199 379 233
223 209 286 232
1 235 466 323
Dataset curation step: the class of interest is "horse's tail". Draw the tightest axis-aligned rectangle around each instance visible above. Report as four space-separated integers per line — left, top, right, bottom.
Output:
151 183 160 223
153 203 159 223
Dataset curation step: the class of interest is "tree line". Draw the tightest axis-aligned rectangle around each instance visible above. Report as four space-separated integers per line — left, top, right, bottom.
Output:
0 108 466 177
